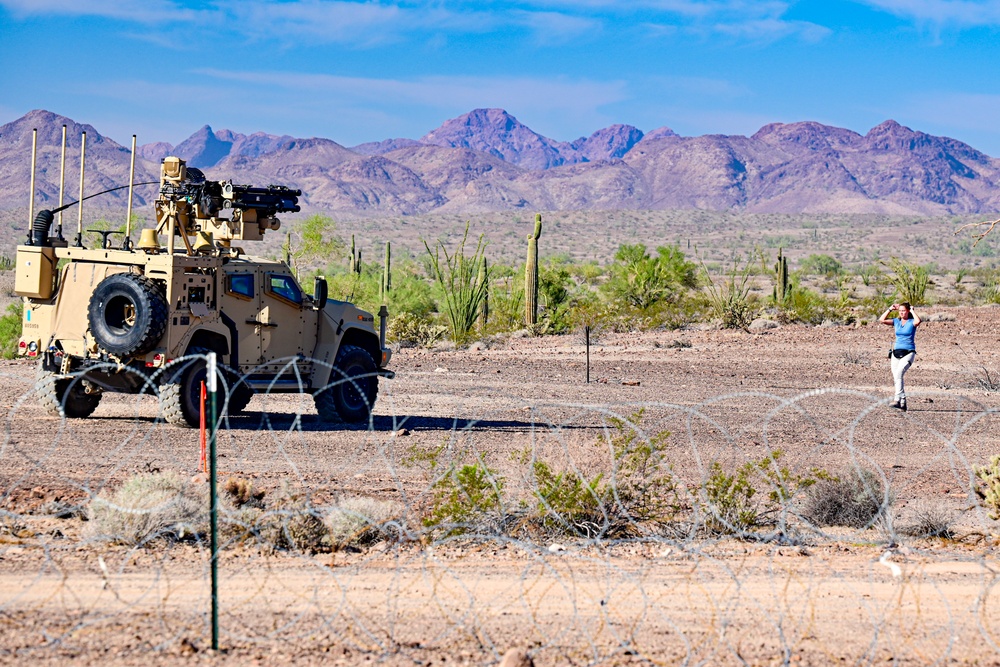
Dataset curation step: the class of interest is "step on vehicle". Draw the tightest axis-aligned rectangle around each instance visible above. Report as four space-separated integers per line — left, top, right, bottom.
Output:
15 131 392 427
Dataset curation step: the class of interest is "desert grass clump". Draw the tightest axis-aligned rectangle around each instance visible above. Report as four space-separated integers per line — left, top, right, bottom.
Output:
802 467 890 529
326 496 407 549
702 253 759 330
87 472 206 545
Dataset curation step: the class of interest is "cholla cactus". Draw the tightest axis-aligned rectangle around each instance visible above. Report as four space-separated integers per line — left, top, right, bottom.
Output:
975 456 1000 520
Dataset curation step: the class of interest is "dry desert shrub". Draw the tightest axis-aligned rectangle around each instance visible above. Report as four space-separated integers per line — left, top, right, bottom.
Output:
899 500 955 538
87 472 206 545
802 467 891 529
325 496 407 549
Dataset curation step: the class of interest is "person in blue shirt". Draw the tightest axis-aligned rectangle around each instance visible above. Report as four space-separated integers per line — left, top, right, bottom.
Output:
878 302 921 411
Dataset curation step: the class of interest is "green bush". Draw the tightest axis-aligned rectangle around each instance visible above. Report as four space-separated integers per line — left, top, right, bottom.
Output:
423 462 504 534
602 244 697 310
387 312 447 348
532 460 607 532
701 450 821 535
778 285 846 325
799 254 843 276
0 303 22 359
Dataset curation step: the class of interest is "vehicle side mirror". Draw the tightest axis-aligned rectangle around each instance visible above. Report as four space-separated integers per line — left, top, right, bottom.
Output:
313 276 328 310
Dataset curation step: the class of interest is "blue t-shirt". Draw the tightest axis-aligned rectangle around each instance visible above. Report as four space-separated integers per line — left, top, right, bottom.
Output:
894 318 916 351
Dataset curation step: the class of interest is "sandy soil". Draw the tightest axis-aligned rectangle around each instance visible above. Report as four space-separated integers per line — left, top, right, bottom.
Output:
2 307 1000 665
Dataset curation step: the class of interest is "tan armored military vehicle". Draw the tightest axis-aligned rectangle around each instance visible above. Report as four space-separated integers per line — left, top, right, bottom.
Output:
15 153 391 427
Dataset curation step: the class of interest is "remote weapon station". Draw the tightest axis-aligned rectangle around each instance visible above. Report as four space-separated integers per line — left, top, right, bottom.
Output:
15 128 391 427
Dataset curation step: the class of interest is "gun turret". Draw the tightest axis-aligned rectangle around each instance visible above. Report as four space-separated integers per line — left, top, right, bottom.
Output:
154 156 301 250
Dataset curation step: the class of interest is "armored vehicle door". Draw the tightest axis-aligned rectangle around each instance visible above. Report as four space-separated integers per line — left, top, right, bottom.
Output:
258 272 308 367
220 268 263 370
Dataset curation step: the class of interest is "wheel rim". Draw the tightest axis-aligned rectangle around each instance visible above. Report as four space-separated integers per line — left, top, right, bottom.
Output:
103 294 137 335
340 367 371 413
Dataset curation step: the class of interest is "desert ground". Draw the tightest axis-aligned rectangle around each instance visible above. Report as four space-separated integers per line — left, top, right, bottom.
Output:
2 306 1000 665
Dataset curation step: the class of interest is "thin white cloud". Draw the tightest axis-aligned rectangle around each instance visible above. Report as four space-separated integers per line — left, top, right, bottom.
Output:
0 0 199 22
0 0 829 45
197 69 628 113
859 0 1000 28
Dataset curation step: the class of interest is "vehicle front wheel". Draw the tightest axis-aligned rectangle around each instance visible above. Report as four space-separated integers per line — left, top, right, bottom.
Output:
36 367 102 419
313 345 379 424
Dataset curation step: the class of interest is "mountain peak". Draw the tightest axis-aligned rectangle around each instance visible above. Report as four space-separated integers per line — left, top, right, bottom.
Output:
420 108 568 169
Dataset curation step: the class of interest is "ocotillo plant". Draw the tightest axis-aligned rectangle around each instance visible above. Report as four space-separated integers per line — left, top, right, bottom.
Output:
422 223 490 345
773 247 789 303
525 213 542 326
478 255 489 329
381 241 391 303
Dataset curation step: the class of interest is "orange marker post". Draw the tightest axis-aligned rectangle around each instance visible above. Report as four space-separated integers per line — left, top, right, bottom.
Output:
199 380 207 473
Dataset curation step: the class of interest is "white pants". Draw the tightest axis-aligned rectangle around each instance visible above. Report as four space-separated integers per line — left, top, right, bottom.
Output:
890 351 915 402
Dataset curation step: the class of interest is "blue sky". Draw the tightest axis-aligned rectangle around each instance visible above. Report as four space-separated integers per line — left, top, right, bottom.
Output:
1 0 999 155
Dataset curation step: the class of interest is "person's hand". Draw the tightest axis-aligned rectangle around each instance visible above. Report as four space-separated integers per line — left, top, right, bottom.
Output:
891 303 899 310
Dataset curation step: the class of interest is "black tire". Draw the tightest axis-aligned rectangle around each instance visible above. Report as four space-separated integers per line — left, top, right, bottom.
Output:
88 273 168 357
226 370 254 415
313 345 379 424
160 350 251 426
159 350 210 428
36 367 102 419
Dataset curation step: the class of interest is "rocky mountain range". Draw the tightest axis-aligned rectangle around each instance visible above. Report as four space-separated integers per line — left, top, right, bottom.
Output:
2 108 998 218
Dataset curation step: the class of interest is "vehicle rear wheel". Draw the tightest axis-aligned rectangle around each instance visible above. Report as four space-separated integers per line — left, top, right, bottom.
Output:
159 350 251 426
88 273 168 357
313 345 378 424
159 350 210 428
36 367 102 419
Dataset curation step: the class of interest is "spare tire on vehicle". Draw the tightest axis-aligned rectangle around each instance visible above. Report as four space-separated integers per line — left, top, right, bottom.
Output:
87 273 168 357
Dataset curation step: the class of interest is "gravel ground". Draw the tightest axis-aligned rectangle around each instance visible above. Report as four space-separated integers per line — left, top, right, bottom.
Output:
2 307 1000 665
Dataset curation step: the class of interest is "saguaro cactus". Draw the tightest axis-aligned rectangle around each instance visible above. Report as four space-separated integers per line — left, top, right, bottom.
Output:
349 235 362 275
773 247 789 303
478 255 489 329
381 241 391 303
525 214 542 326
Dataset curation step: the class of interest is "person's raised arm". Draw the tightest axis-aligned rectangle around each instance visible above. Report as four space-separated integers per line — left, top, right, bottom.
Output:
879 304 897 326
911 308 921 328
